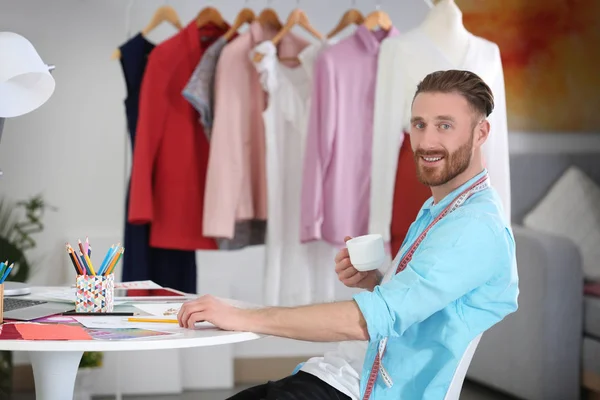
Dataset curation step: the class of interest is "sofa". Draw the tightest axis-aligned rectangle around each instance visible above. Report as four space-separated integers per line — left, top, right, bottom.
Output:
466 152 600 400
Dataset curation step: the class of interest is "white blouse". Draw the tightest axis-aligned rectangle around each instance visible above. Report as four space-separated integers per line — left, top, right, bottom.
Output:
251 40 338 307
369 29 511 242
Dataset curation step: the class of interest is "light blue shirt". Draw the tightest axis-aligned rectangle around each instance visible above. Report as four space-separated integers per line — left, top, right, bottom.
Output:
353 169 519 399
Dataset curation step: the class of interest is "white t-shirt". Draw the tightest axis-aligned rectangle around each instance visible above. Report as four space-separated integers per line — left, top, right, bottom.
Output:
300 253 401 399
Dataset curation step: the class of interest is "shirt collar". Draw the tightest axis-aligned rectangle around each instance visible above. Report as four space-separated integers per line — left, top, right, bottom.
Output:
354 24 399 54
422 169 489 216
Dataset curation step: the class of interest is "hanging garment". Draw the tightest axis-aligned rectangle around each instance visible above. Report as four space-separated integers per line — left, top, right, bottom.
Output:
203 21 307 249
182 33 265 251
118 33 198 294
251 39 338 306
128 21 228 251
300 25 399 248
182 35 231 141
369 29 511 243
390 133 431 255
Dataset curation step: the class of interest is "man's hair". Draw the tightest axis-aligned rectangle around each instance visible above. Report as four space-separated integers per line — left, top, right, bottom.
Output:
413 70 494 118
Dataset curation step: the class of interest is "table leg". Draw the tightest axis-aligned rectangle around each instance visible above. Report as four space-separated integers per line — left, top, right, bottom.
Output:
28 351 84 400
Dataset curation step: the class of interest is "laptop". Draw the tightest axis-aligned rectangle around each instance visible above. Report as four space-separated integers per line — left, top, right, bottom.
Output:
3 282 74 321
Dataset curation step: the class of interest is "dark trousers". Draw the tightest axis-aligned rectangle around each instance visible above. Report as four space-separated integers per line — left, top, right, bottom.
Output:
226 371 350 400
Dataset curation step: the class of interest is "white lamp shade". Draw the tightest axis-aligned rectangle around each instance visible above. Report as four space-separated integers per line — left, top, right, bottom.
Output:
0 32 55 118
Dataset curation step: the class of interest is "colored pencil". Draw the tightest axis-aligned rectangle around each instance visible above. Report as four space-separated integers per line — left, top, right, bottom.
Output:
0 263 14 283
105 248 124 275
69 244 82 273
127 317 178 324
78 239 86 258
78 251 90 274
67 244 85 274
65 238 125 277
66 245 82 275
83 252 96 275
98 245 115 275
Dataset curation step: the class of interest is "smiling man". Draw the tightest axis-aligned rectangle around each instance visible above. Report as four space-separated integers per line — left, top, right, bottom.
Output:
178 70 519 400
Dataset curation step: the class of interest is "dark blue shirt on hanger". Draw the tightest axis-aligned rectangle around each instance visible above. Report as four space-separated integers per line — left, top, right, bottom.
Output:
118 33 197 294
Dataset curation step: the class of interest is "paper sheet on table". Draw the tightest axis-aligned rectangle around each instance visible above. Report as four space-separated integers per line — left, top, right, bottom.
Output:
133 298 262 318
13 322 92 340
133 303 183 317
87 328 177 340
130 304 215 328
115 280 162 289
73 316 213 330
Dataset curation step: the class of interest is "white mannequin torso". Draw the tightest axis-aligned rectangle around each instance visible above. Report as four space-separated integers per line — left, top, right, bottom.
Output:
416 0 471 66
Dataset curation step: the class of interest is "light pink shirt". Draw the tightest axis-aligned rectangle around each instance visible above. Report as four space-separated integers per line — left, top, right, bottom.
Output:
300 26 399 247
204 22 308 239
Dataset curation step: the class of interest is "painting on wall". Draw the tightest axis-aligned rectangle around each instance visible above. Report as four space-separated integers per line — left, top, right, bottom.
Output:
457 0 600 133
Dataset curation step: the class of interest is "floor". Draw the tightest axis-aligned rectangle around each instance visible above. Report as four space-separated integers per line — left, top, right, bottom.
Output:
13 379 516 399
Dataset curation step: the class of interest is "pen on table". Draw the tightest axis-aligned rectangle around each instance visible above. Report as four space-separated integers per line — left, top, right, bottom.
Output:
62 311 135 316
127 317 179 324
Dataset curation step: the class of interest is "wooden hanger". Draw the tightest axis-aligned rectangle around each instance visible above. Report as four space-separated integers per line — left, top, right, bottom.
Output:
271 9 322 46
111 5 183 60
253 9 322 63
223 8 256 41
195 6 229 30
327 8 365 39
362 8 393 31
257 8 283 31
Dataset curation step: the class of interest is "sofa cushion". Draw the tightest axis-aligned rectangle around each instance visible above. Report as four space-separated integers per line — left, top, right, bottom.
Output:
509 153 600 224
586 296 600 339
523 166 600 281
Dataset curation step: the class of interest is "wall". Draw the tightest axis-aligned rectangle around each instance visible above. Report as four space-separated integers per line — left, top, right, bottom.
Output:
1 0 600 396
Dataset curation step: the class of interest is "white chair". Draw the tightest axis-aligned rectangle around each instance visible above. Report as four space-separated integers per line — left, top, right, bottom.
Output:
291 333 484 399
444 333 483 400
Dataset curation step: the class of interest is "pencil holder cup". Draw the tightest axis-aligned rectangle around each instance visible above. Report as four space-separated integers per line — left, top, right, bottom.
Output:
0 284 4 323
75 274 115 313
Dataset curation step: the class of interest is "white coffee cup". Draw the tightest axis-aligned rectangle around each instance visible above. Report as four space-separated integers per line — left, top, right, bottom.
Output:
346 234 385 272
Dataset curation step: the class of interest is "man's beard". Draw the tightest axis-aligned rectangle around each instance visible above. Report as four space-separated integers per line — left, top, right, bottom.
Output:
414 131 474 187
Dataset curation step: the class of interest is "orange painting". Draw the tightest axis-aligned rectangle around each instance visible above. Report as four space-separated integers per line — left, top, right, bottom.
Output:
458 0 600 132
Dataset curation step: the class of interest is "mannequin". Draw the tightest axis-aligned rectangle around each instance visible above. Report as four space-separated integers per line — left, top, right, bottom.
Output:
416 0 470 66
369 1 511 249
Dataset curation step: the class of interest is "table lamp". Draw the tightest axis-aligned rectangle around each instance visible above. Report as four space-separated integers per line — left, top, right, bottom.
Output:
0 31 55 145
0 32 55 295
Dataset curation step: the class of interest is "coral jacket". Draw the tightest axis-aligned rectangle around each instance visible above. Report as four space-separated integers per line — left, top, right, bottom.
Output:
128 21 227 250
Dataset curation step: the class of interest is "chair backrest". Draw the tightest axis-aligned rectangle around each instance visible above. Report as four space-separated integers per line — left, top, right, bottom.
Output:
443 333 483 400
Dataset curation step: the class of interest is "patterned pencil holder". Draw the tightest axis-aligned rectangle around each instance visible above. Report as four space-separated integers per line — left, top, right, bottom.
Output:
75 274 115 313
0 284 4 323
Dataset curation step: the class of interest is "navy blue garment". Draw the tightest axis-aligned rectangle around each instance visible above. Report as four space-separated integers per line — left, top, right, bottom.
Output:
119 33 197 294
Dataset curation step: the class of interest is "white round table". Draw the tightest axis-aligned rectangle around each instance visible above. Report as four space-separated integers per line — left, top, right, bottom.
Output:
0 323 262 400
